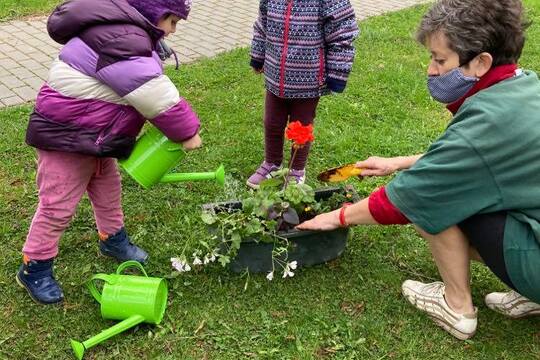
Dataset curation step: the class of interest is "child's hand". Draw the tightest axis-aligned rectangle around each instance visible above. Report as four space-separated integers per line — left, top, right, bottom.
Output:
182 133 202 150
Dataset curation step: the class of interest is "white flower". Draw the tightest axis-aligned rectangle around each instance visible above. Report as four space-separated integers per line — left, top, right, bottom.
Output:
203 255 210 265
193 256 202 265
282 269 295 278
171 257 190 272
266 271 274 281
209 253 217 262
288 261 298 270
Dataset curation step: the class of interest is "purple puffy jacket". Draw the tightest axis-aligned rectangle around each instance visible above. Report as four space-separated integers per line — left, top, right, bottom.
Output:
26 0 200 158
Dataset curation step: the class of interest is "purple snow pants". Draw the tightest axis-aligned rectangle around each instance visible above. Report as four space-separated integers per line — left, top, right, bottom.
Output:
264 91 320 170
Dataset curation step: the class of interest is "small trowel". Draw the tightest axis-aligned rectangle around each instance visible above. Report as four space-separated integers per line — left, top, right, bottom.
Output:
317 164 363 183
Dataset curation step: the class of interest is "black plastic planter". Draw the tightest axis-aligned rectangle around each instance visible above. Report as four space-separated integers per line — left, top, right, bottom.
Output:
202 187 353 273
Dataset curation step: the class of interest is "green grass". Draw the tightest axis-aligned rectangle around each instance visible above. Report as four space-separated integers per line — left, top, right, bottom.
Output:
1 3 540 359
0 0 62 21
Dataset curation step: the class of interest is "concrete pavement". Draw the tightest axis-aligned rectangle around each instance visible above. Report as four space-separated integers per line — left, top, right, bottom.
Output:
0 0 428 107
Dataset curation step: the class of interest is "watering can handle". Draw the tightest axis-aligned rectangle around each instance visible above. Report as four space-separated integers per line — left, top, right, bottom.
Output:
116 260 148 277
87 274 113 304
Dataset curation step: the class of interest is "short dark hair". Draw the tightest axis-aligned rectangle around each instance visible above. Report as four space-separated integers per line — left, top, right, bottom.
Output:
417 0 531 66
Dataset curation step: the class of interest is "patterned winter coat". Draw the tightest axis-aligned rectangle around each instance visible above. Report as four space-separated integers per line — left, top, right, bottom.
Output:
26 0 200 159
250 0 359 98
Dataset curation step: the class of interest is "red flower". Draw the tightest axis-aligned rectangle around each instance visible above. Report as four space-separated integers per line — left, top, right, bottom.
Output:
285 121 315 147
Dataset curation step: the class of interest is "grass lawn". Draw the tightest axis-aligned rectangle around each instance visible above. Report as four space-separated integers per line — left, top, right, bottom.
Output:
0 0 62 21
1 2 540 359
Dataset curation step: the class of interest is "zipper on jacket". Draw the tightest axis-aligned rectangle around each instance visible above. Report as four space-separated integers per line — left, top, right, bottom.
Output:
279 0 294 97
95 110 125 146
318 48 325 86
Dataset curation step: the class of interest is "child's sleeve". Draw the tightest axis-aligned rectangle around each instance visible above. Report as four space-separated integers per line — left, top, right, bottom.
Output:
322 0 359 93
95 34 200 143
250 0 268 70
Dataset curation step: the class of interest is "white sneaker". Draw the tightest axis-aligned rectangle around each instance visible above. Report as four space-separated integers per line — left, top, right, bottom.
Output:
485 290 540 319
402 280 477 340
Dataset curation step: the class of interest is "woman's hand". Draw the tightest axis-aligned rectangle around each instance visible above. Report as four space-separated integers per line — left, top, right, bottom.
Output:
296 210 341 231
356 154 423 177
355 156 400 176
182 133 202 150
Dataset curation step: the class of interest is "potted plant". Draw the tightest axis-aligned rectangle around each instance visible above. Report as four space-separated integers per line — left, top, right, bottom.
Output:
171 122 359 279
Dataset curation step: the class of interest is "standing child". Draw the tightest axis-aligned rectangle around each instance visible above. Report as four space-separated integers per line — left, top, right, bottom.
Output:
247 0 359 188
17 0 201 305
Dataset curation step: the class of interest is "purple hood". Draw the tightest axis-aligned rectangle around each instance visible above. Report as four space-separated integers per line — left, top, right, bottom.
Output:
47 0 164 45
127 0 192 24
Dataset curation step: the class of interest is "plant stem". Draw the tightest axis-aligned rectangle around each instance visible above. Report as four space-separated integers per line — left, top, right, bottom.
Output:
282 145 300 190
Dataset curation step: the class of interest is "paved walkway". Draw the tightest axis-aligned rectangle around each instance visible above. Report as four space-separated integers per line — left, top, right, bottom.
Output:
0 0 428 108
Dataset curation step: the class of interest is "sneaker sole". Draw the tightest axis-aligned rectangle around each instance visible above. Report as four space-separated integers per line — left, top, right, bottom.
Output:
246 180 260 189
15 274 63 305
429 315 476 340
487 306 540 319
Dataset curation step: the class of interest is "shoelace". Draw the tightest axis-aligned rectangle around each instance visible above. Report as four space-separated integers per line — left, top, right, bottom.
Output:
421 282 445 296
503 290 521 302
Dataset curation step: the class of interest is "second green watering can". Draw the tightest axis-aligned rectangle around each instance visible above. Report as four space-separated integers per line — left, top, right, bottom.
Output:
70 261 168 359
119 126 225 189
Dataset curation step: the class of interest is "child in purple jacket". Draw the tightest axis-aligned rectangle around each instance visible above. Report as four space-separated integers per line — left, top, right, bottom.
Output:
247 0 359 188
17 0 201 305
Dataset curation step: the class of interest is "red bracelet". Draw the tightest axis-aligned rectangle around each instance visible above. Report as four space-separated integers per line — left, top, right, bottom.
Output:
339 202 352 227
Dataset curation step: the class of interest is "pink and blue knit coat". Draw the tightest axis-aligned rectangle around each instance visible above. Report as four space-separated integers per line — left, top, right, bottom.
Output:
250 0 359 98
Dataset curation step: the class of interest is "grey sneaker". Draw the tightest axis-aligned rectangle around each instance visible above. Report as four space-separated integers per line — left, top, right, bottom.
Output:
246 161 281 189
485 290 540 318
402 280 477 340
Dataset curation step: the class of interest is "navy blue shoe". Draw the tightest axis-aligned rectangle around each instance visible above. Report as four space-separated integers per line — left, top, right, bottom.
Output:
16 258 64 305
99 228 149 263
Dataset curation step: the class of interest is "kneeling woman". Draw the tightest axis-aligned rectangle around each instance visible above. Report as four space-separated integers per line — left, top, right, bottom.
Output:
298 0 540 340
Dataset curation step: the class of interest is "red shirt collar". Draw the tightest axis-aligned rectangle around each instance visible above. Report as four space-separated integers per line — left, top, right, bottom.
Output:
446 64 518 114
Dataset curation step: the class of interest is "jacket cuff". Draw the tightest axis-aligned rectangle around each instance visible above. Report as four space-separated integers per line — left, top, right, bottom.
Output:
368 187 410 225
250 58 264 71
326 77 347 93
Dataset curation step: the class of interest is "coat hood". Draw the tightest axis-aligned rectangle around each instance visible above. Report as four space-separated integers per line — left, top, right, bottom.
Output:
47 0 164 45
127 0 192 25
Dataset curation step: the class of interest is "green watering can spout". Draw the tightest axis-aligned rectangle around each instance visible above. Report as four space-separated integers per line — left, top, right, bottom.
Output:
119 126 225 189
160 164 225 186
71 261 167 359
70 315 145 360
70 340 84 360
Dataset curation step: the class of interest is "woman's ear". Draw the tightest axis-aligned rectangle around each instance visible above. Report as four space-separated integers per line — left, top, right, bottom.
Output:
472 52 493 77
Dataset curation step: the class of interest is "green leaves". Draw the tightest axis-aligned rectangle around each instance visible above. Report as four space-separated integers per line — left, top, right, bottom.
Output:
200 179 322 266
284 182 316 207
201 211 217 225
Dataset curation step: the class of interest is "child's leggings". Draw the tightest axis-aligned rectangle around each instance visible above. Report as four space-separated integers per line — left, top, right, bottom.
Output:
264 91 320 170
23 149 124 260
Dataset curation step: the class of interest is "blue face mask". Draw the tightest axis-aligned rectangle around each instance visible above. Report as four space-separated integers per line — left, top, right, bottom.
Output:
427 67 479 104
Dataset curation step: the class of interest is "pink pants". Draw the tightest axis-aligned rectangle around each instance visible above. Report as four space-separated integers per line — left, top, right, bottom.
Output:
23 150 124 260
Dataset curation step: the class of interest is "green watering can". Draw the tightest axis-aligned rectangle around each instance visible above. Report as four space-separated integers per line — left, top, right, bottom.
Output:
119 126 225 189
70 261 168 359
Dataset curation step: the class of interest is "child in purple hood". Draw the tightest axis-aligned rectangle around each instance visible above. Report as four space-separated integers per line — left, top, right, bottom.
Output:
246 0 359 188
17 0 200 305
